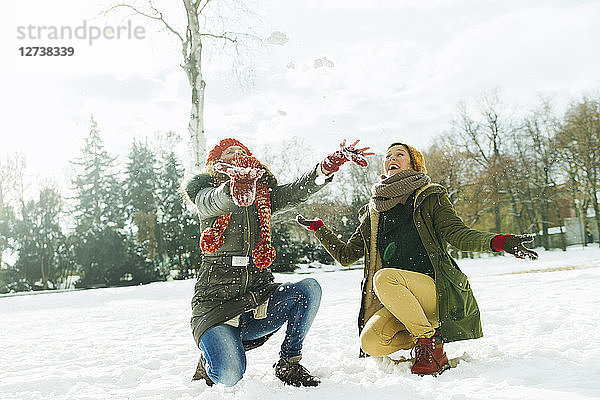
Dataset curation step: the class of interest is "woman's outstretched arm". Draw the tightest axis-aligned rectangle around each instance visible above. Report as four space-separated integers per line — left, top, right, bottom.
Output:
297 214 366 267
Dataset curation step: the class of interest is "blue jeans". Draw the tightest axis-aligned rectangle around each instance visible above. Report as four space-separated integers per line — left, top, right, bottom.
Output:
198 278 322 387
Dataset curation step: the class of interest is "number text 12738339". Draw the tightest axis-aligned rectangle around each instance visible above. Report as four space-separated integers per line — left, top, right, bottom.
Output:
19 47 75 56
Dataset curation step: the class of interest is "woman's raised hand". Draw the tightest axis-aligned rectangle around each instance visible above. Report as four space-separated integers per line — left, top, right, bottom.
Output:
341 139 375 167
321 139 375 174
215 162 265 207
215 162 265 182
295 214 324 232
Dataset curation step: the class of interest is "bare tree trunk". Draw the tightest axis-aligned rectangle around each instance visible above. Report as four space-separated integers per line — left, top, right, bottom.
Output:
582 202 589 246
189 81 206 170
525 191 540 235
506 189 524 233
494 203 501 233
105 1 257 174
565 167 586 247
0 189 3 268
553 202 567 251
182 0 207 170
541 166 553 249
41 256 48 290
592 189 600 247
540 205 550 250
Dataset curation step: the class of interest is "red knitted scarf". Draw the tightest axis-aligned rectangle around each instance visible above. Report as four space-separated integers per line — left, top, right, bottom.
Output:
199 155 276 269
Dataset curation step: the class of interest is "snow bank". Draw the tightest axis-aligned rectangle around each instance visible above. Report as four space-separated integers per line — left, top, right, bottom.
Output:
1 246 600 399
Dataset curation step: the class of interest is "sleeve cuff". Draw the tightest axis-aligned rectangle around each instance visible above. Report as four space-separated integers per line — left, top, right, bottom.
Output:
491 234 510 252
309 220 325 232
315 164 334 185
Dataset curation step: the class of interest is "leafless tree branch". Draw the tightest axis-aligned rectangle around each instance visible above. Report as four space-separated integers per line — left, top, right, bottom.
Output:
199 32 237 43
198 0 212 14
104 2 184 43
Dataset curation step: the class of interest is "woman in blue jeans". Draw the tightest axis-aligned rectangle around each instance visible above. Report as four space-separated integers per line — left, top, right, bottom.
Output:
185 138 372 387
199 278 322 387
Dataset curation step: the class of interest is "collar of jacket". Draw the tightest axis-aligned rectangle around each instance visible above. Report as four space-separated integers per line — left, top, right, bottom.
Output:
413 183 446 210
360 183 446 218
357 183 446 235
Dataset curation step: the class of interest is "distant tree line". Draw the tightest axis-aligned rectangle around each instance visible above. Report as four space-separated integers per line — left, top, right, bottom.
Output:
425 91 600 252
269 92 600 262
1 91 599 293
0 117 201 293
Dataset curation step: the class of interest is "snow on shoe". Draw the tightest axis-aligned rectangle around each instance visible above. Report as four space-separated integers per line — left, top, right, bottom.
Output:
274 356 320 387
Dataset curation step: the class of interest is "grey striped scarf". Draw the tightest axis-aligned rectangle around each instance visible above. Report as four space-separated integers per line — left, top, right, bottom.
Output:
371 170 431 212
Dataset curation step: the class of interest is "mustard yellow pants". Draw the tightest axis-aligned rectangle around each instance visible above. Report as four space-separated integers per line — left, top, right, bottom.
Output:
360 268 439 357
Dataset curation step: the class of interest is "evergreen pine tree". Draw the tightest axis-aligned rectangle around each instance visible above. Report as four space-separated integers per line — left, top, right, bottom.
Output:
125 139 157 214
157 151 200 279
0 203 28 293
0 155 26 292
124 139 159 264
13 186 66 290
0 203 13 270
70 116 130 287
71 116 124 232
270 221 306 273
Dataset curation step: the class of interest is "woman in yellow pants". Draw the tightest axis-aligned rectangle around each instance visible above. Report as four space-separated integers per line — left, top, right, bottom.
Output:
297 142 537 375
360 268 439 358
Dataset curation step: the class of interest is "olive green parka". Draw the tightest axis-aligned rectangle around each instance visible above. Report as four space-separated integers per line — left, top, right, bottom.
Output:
314 183 497 346
187 164 331 349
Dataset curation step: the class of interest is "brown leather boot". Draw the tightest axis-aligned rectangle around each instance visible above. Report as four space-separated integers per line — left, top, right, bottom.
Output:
410 336 450 376
273 355 320 387
191 354 214 386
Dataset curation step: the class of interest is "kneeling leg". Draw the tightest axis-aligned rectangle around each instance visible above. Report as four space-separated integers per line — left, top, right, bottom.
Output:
199 324 246 387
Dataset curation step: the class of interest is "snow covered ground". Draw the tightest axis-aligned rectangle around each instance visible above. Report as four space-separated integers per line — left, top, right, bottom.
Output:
2 246 600 400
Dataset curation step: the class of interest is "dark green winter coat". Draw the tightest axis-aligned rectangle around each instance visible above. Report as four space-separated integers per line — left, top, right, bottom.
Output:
314 183 497 346
188 164 331 348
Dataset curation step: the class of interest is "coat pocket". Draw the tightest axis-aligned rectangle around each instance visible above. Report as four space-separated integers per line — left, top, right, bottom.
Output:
437 259 477 322
198 263 243 301
439 265 471 292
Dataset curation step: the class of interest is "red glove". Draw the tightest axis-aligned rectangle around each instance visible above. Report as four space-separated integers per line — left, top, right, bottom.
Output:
321 139 374 174
491 234 538 260
215 162 265 207
296 214 324 232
